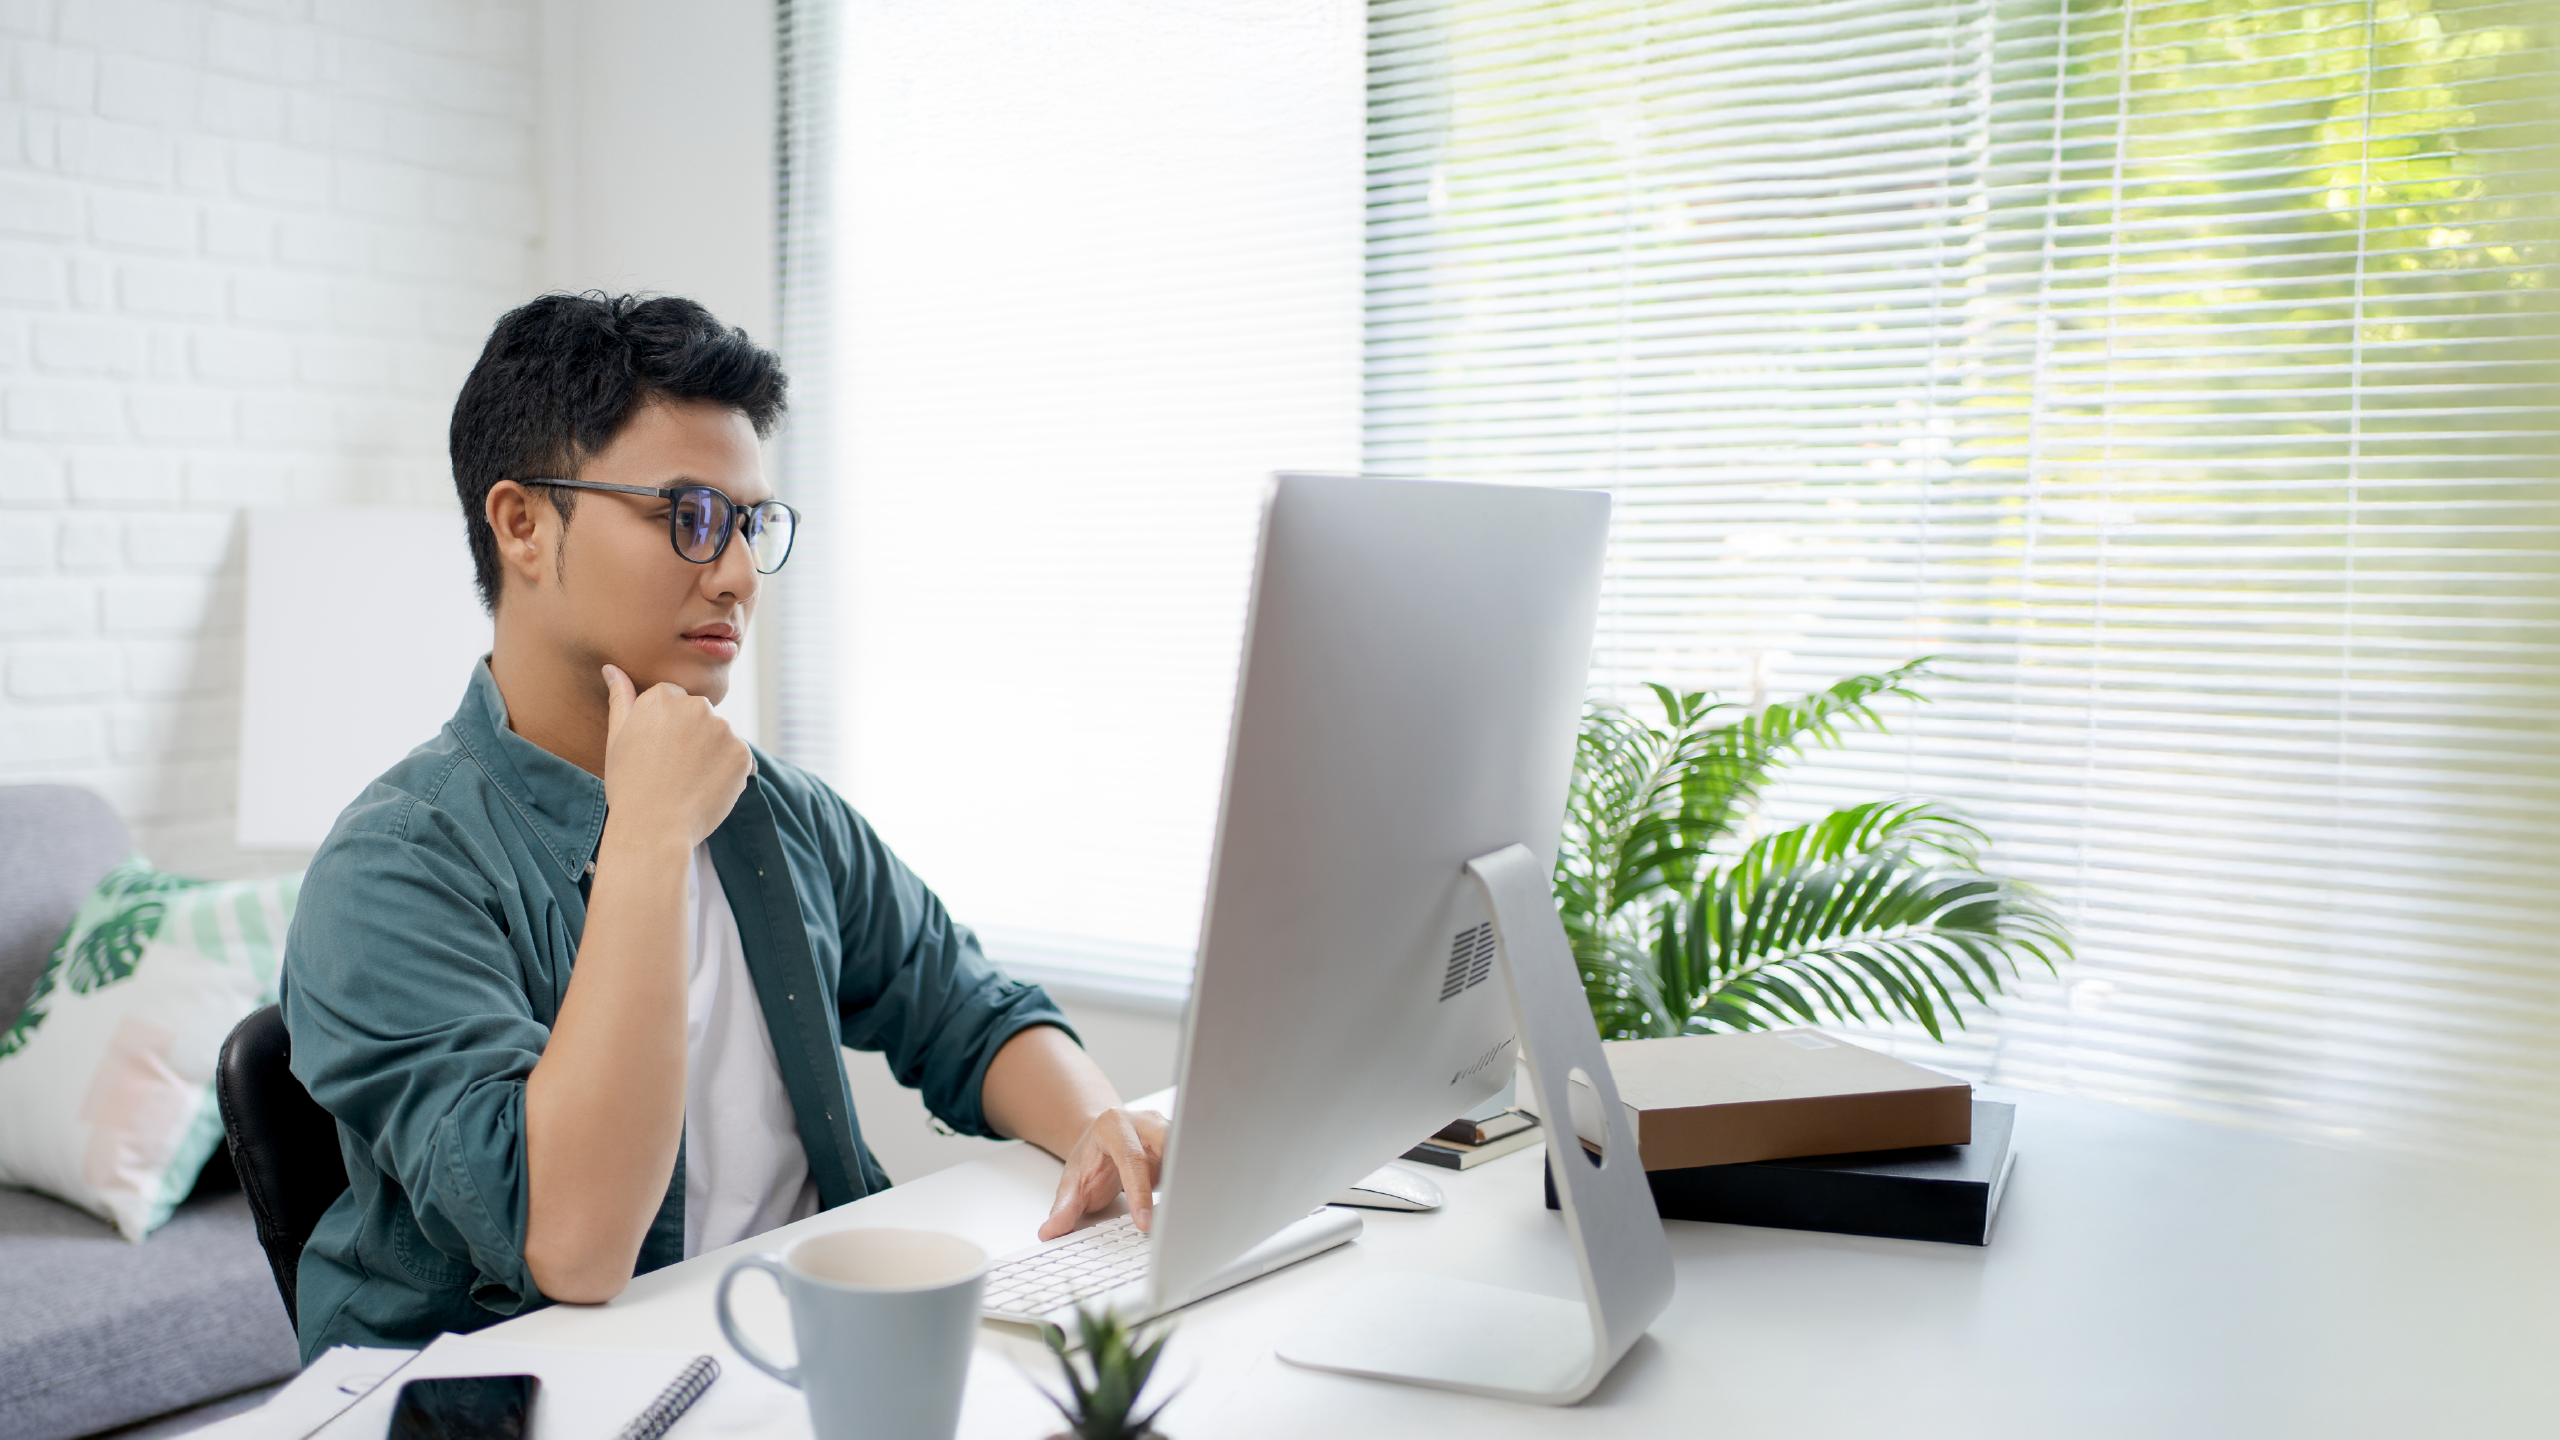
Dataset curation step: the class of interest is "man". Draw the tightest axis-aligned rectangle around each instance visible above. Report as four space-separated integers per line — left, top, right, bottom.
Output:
281 293 1164 1359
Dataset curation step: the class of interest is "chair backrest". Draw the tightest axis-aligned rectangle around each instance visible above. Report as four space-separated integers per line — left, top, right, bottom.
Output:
216 1003 349 1329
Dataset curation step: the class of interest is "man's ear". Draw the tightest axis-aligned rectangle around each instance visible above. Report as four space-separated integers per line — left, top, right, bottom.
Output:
485 481 552 599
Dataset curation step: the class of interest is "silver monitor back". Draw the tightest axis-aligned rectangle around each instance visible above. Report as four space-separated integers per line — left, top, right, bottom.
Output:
1149 472 1609 1308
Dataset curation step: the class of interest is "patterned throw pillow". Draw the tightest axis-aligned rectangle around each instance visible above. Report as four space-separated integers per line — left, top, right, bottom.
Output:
0 860 300 1240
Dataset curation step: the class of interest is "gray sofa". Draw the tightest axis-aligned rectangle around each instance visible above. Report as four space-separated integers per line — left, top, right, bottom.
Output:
0 786 302 1439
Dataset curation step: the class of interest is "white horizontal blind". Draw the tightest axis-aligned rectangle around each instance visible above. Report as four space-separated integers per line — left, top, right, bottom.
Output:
800 1 1366 1004
776 0 841 768
1367 0 2560 1161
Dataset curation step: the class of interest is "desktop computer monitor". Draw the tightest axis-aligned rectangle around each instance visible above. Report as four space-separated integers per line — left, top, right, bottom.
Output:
1148 471 1611 1311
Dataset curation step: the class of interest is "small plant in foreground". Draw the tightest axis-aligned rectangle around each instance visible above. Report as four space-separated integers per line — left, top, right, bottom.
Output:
1039 1305 1179 1440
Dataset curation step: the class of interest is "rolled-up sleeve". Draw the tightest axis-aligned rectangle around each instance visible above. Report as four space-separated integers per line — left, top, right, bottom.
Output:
826 801 1074 1138
281 802 548 1316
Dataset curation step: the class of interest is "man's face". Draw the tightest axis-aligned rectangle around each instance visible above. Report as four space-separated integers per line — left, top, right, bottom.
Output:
530 397 769 704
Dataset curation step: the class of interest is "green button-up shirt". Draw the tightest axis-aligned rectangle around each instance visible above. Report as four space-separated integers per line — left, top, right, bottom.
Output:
280 662 1069 1359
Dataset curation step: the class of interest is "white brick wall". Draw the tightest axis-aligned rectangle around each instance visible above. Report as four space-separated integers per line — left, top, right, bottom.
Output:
1 0 538 876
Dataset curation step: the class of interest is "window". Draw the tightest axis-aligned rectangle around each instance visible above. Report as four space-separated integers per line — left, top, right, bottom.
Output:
776 1 1368 1007
1366 0 2560 1159
779 0 2560 1158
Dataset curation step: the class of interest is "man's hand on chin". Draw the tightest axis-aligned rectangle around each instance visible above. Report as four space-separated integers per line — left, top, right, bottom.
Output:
599 663 753 838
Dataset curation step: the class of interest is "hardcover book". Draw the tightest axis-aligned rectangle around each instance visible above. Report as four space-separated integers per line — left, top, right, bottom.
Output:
1568 1028 1973 1169
1549 1099 2016 1246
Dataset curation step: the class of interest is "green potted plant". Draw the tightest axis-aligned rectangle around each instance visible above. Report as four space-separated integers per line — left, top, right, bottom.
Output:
1557 660 2070 1041
1039 1306 1180 1440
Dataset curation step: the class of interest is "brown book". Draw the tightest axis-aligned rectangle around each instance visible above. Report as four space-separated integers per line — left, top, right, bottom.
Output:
1566 1029 1970 1171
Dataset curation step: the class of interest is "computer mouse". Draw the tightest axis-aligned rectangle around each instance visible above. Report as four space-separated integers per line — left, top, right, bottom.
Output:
1328 1162 1445 1212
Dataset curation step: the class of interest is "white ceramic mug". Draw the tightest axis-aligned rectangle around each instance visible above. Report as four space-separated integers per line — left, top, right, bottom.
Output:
716 1228 990 1440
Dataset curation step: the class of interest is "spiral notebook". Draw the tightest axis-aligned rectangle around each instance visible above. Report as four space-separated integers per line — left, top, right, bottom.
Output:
305 1334 725 1440
614 1355 719 1440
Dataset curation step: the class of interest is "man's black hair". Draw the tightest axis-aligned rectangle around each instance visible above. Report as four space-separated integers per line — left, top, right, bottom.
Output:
450 291 788 612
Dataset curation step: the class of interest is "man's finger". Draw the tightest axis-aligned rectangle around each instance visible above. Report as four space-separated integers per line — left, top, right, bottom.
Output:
601 664 635 739
1106 1112 1156 1232
1038 1165 1085 1241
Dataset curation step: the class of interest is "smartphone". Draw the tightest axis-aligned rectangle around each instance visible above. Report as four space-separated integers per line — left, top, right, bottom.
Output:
387 1373 539 1440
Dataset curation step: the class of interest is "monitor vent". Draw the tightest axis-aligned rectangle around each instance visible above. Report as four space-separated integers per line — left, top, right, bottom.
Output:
1440 922 1497 1001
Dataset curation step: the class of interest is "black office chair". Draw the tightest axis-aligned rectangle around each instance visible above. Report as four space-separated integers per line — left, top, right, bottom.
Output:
216 1003 349 1329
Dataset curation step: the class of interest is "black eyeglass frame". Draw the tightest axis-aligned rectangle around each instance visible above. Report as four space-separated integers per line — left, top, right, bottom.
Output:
517 477 799 574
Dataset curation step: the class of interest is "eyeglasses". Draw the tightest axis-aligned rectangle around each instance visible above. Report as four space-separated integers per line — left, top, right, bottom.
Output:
519 478 799 575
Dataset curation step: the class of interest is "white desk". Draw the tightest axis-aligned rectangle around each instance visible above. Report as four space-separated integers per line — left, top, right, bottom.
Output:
486 1087 2558 1438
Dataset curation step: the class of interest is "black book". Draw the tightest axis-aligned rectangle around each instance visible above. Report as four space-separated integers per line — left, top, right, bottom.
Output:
1546 1100 2015 1246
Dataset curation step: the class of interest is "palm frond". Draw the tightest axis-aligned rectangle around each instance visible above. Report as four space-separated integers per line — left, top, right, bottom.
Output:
1674 660 1936 845
1723 798 1985 889
1557 665 2069 1046
1556 687 1734 944
1556 663 1935 949
1648 839 2070 1041
1576 929 1674 1044
1584 799 1988 1037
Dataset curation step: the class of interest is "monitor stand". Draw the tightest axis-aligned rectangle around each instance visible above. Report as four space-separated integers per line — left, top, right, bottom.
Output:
1273 843 1676 1405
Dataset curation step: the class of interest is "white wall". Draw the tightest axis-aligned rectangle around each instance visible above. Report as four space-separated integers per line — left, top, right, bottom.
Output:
0 1 790 876
535 0 773 340
0 0 542 877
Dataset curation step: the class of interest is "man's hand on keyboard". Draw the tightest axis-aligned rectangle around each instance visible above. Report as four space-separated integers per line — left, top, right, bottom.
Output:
978 1024 1170 1242
1039 1105 1170 1240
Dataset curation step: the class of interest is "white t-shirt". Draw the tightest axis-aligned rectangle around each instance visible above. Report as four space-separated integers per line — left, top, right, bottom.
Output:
681 843 822 1257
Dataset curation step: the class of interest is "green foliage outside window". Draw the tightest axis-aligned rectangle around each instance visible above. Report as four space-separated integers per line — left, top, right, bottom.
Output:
2002 0 2560 591
1380 0 2557 1052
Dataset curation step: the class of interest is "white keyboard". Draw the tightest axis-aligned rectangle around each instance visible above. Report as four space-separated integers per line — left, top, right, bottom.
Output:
979 1207 1365 1333
981 1213 1153 1322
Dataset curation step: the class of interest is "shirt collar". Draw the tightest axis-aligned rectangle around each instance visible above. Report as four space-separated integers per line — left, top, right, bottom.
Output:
447 658 611 883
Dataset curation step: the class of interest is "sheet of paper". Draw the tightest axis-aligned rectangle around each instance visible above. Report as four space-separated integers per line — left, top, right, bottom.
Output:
310 1334 704 1440
184 1346 418 1440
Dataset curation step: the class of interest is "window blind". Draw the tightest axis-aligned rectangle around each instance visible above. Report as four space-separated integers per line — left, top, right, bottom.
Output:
1367 0 2560 1161
775 0 841 767
784 1 1366 1007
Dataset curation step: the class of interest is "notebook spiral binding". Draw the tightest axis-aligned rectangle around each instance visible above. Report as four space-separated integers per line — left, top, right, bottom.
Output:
615 1354 721 1440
